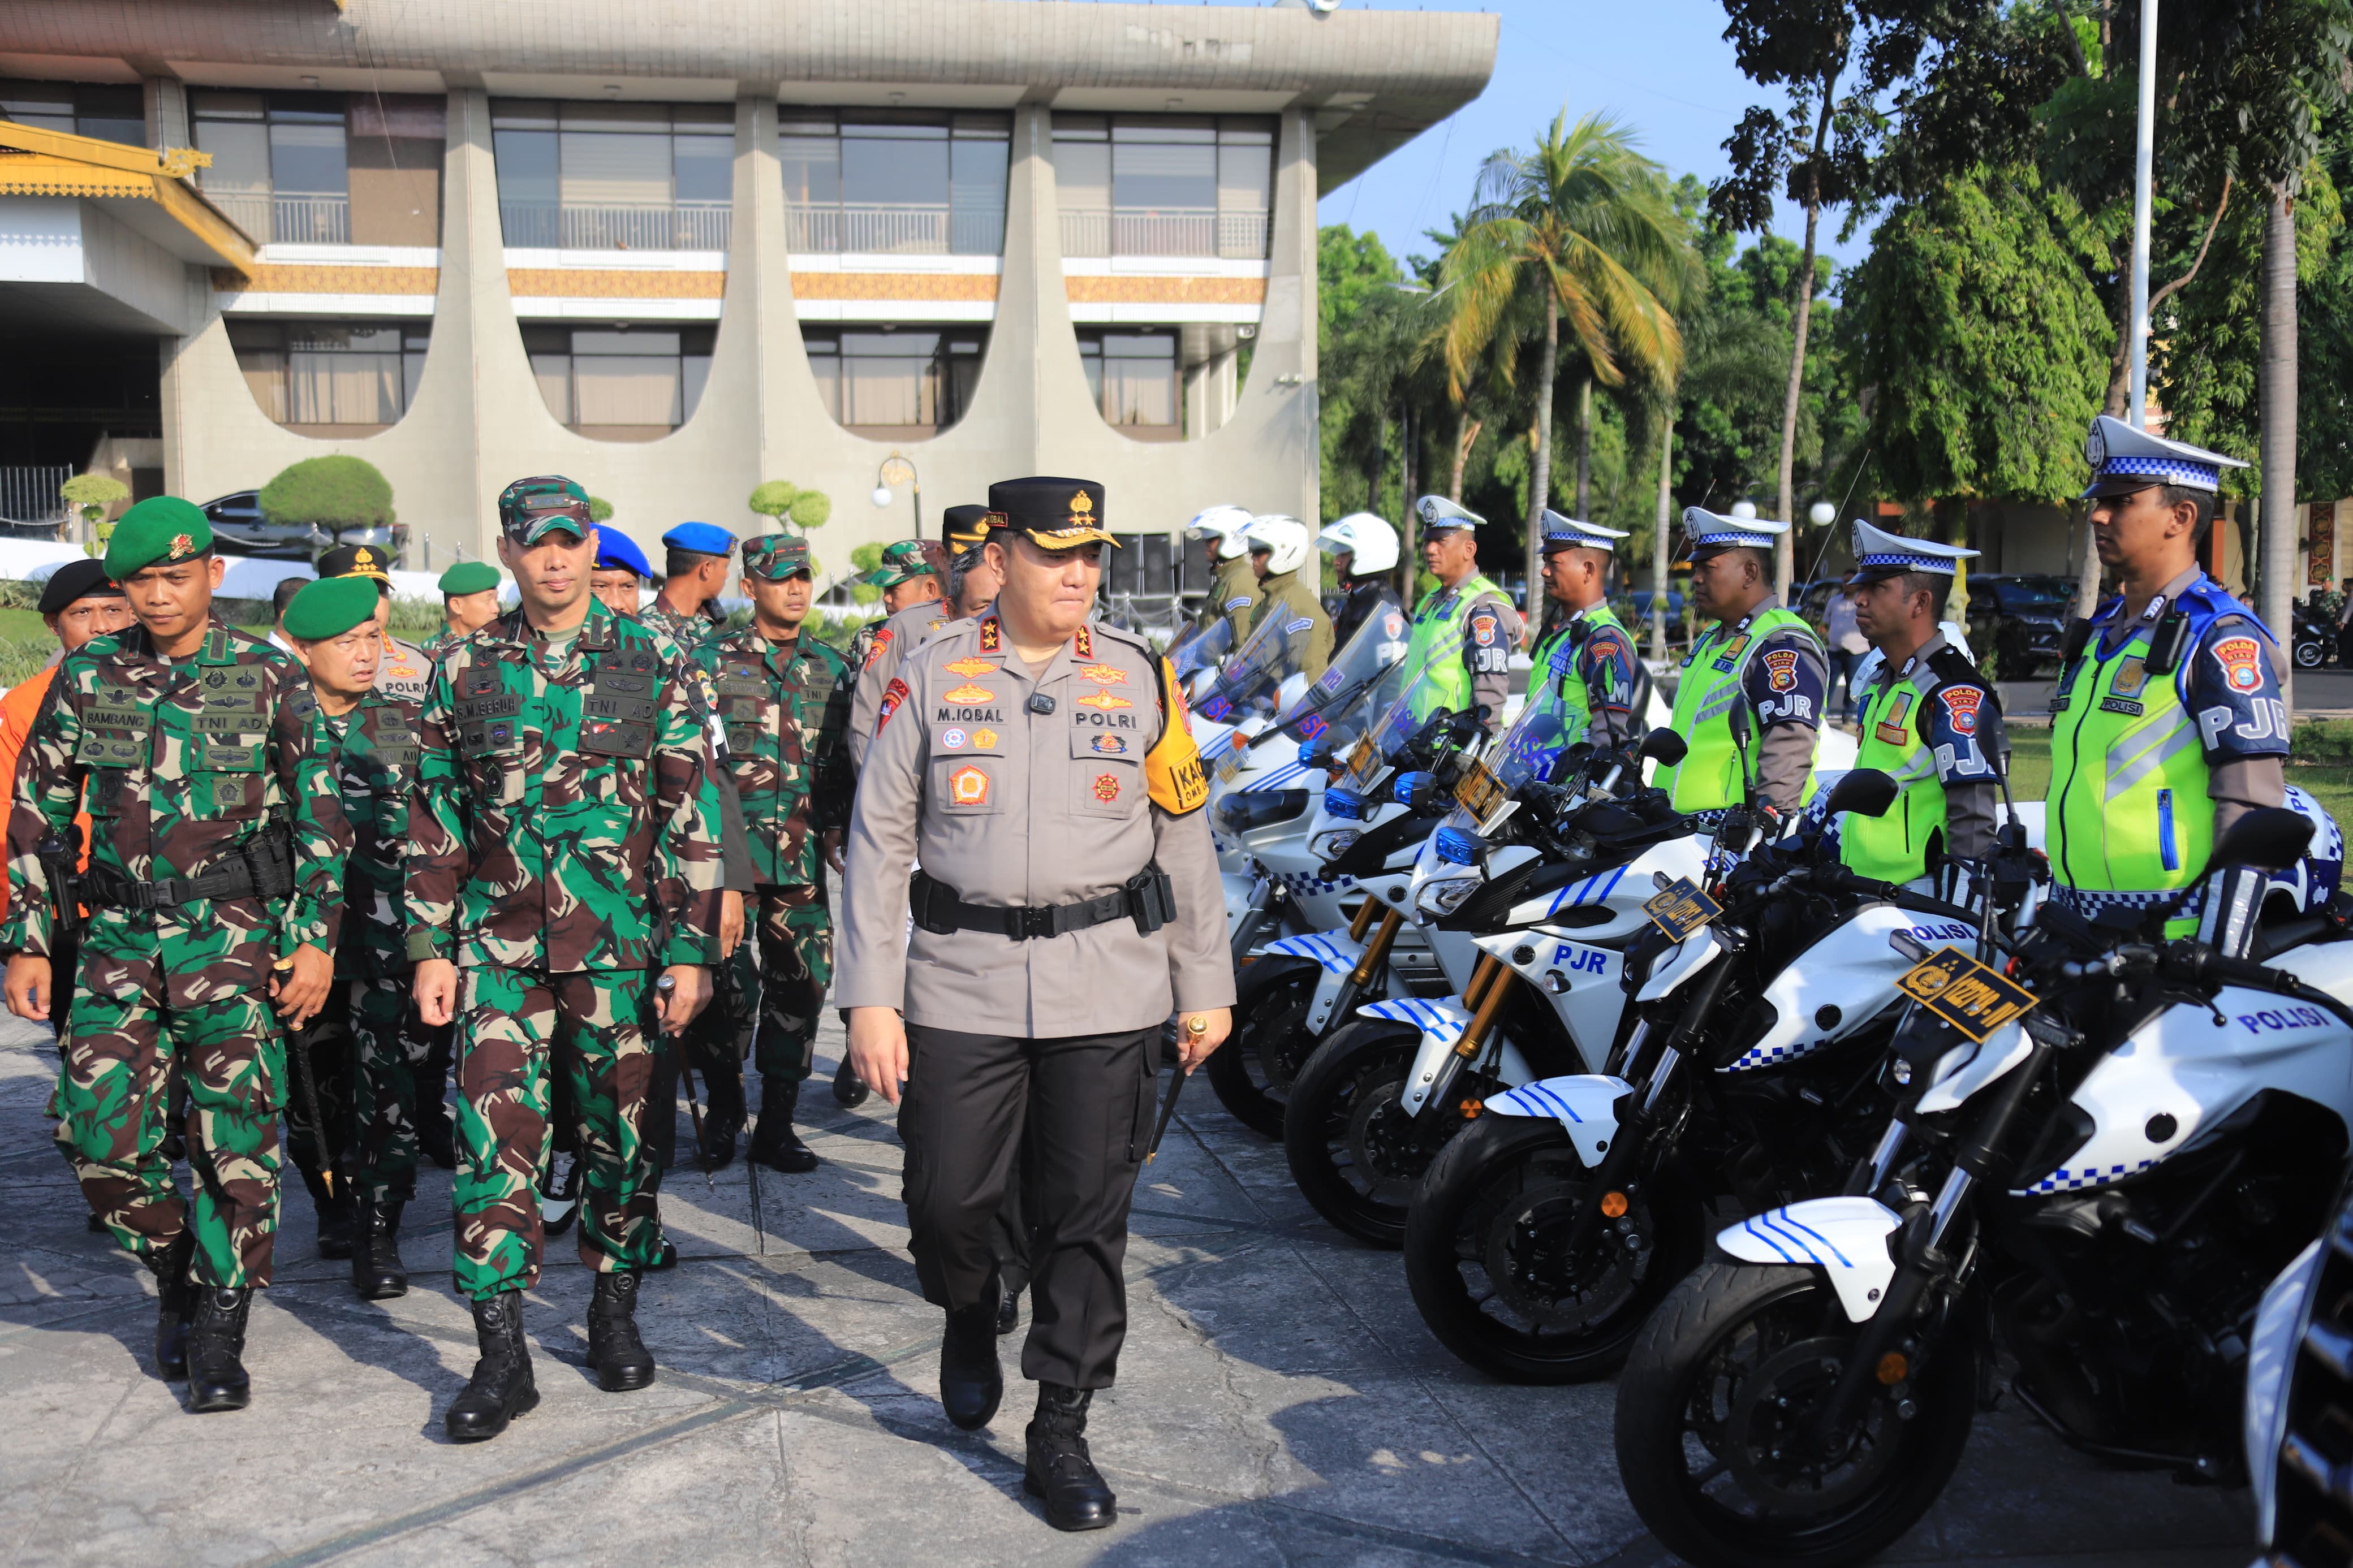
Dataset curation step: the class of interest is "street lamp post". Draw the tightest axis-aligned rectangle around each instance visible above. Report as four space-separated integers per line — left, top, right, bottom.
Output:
870 453 922 538
2127 0 2158 430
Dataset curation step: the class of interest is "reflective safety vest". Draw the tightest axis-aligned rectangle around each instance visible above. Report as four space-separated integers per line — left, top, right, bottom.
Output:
1654 606 1821 814
2046 581 2275 933
1552 602 1640 750
1404 573 1504 720
1843 660 1951 885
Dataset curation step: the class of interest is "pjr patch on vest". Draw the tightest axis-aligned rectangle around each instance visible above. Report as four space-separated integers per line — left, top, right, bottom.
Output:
1938 687 1983 735
1762 650 1800 691
2211 635 2264 693
876 677 909 731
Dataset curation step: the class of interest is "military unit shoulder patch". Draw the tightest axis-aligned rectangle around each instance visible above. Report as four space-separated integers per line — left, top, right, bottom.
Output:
864 628 895 669
876 677 910 731
2211 634 2264 693
1938 686 1984 735
1761 649 1800 692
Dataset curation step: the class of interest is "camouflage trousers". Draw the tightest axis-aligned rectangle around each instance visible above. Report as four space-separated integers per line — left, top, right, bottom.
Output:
453 965 661 1299
679 884 833 1083
283 974 428 1205
55 950 283 1290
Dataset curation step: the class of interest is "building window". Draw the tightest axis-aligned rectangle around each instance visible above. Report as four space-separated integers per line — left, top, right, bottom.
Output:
1053 115 1273 260
192 91 352 245
0 81 146 146
804 326 985 437
778 110 1008 256
492 101 732 251
1078 330 1179 439
228 320 428 435
522 324 715 440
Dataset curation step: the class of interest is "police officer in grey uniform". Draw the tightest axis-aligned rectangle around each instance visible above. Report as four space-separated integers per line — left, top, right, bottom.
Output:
838 476 1234 1531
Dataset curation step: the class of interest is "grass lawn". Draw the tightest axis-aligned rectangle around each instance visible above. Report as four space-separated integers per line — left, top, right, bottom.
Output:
2003 726 2353 826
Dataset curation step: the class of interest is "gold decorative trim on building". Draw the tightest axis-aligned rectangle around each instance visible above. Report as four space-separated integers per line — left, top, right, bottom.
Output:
213 264 441 295
0 120 253 275
506 268 725 300
788 272 1001 302
1063 275 1268 305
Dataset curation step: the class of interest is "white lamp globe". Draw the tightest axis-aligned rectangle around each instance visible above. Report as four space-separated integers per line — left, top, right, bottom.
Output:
1808 501 1838 528
1730 500 1759 519
870 485 894 508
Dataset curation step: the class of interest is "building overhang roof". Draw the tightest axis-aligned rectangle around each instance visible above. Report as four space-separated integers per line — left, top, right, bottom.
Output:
0 120 256 274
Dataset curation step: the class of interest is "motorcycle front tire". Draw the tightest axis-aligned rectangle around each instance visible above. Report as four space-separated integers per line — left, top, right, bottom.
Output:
1614 1262 1975 1568
1282 1018 1428 1247
1404 1112 1700 1384
1205 956 1320 1139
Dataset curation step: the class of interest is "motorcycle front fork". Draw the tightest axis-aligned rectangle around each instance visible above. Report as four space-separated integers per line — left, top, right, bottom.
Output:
1323 903 1404 1031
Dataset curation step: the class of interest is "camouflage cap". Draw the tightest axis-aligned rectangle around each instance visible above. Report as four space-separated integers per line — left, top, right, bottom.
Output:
283 573 379 642
860 538 936 589
743 533 813 581
496 474 593 544
104 495 213 578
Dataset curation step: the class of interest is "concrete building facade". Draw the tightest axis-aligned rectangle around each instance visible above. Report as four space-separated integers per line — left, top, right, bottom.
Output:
0 0 1496 593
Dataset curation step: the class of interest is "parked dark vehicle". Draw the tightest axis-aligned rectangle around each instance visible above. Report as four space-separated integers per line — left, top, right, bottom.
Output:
199 490 404 563
1964 573 2071 679
2292 601 2337 670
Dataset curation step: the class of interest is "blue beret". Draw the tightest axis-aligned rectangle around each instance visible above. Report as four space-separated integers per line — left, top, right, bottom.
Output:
595 528 653 580
661 521 736 556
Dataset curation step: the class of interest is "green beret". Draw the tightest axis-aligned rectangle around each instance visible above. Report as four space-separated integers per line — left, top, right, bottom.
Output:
283 574 380 642
104 496 213 578
438 560 501 596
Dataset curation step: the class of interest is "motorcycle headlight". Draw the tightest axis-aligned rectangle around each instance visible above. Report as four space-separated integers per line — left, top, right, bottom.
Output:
1323 787 1366 822
1417 874 1481 917
1310 829 1363 861
1434 825 1485 866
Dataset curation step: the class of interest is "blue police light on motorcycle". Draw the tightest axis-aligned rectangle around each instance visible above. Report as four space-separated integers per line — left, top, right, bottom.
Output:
1324 787 1365 821
1394 770 1434 805
1298 741 1318 764
1435 825 1484 865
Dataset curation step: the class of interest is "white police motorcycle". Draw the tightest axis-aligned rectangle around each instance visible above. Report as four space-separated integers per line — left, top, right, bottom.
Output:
1614 805 2353 1568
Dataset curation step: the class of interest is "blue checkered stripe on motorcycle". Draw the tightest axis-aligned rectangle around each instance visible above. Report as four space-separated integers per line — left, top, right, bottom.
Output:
2024 1159 2155 1194
1274 870 1357 896
1726 1035 1829 1074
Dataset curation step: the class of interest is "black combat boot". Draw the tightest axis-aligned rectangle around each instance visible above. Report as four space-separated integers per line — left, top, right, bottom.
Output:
146 1233 197 1380
1024 1383 1116 1531
445 1290 537 1442
297 1164 353 1260
747 1078 818 1173
831 1056 869 1109
350 1199 408 1300
940 1289 1003 1431
187 1286 254 1413
585 1271 657 1392
700 1063 745 1169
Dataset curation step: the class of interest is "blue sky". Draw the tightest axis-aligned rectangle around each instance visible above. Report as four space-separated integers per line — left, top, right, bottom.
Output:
1316 0 1867 278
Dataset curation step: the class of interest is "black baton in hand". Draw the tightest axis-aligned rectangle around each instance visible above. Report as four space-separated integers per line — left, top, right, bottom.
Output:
1147 1015 1209 1163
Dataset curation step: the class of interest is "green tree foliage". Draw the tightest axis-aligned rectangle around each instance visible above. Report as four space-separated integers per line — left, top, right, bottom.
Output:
588 495 614 522
846 541 884 606
59 473 127 522
750 479 832 533
258 455 394 529
1843 163 2110 506
2299 118 2353 500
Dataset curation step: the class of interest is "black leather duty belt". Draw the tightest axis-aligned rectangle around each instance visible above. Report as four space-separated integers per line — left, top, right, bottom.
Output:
911 866 1175 940
85 832 295 911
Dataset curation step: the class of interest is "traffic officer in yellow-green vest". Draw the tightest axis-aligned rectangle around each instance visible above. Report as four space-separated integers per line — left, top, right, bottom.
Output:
1186 504 1261 643
1529 509 1648 752
1407 495 1520 731
1654 507 1826 824
1837 519 2001 896
2047 414 2294 945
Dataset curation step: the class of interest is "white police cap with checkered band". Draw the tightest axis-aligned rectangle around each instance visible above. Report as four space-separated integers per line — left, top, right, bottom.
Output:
1680 506 1789 558
2082 413 2248 498
1415 494 1485 534
1846 517 1979 585
1539 509 1631 554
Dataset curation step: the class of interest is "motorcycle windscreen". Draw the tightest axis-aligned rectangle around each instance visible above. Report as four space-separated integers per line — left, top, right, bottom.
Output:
1193 612 1312 724
1333 641 1464 799
1436 672 1575 841
1272 604 1415 748
1170 617 1231 681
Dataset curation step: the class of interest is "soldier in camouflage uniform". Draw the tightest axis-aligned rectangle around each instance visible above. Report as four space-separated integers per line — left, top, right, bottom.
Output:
683 533 851 1171
409 475 727 1443
1 497 352 1414
639 521 736 649
840 539 942 712
427 560 503 662
281 574 429 1301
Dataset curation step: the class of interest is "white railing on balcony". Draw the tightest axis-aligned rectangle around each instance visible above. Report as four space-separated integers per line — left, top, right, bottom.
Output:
783 202 1005 257
1058 208 1269 260
0 466 71 530
498 200 733 252
203 191 351 246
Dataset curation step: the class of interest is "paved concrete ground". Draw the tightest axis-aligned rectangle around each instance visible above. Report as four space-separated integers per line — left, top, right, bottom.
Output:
1 1010 2257 1568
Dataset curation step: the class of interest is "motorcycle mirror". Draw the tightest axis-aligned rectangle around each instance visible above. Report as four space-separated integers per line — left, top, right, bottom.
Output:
1639 727 1688 767
1823 768 1901 820
2207 806 2315 876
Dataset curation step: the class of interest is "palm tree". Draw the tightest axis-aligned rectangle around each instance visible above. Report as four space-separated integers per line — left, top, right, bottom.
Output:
1443 111 1698 585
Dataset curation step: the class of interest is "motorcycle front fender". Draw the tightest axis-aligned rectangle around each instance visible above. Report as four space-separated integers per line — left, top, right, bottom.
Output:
1483 1074 1634 1168
1716 1196 1903 1324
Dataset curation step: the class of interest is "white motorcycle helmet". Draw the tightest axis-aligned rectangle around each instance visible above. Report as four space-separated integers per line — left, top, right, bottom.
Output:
1186 503 1256 562
1243 513 1312 577
1317 512 1399 577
